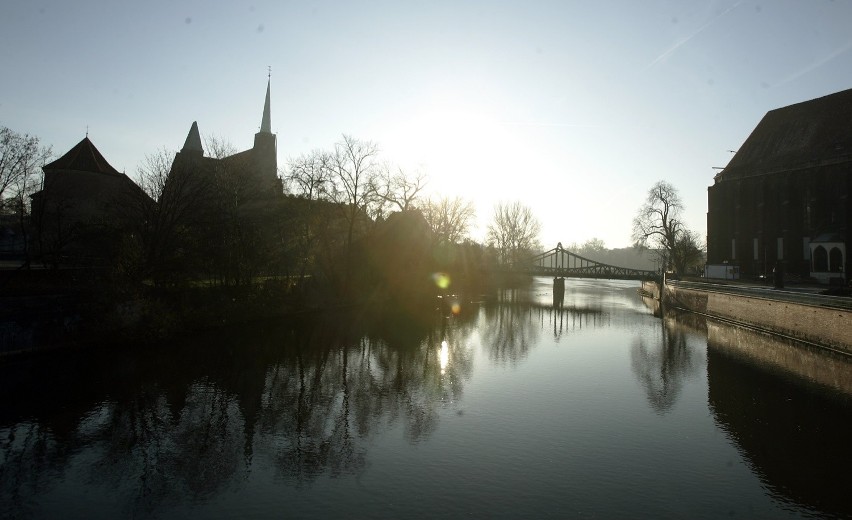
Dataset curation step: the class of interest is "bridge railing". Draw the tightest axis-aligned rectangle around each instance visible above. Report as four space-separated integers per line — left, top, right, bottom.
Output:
505 243 659 281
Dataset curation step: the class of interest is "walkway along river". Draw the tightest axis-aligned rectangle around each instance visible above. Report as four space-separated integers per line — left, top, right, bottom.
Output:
1 278 849 519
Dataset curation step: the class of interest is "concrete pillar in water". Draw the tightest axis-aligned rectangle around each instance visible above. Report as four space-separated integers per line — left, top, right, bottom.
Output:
553 277 565 307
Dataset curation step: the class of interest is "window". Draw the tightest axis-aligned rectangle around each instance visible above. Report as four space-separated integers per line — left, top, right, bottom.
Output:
777 238 784 260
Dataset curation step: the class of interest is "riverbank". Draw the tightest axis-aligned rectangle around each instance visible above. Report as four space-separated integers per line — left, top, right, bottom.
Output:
643 278 852 354
0 267 503 358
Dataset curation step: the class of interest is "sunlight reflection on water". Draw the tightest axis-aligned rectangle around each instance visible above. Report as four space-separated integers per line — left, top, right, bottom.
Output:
1 278 849 519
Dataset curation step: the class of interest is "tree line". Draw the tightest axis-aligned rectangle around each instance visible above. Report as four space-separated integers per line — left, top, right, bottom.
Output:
2 124 705 302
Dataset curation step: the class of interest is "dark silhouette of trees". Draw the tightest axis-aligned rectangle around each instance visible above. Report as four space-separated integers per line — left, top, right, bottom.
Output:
632 180 704 275
372 165 427 216
283 135 435 294
134 147 204 283
0 126 52 266
421 195 476 246
284 149 334 201
0 127 50 202
329 135 381 252
486 201 541 265
205 136 276 286
671 228 705 275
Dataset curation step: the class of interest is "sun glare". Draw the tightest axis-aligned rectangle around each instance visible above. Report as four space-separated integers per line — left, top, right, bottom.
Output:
439 340 450 375
391 94 520 199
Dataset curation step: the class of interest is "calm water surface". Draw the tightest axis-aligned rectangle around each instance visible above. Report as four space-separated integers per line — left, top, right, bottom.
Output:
1 278 850 519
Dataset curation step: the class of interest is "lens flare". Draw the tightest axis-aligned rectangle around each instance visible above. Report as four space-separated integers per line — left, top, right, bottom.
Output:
432 272 451 290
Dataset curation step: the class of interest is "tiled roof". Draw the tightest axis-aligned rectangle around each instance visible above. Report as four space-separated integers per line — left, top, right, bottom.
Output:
717 88 852 181
43 137 121 175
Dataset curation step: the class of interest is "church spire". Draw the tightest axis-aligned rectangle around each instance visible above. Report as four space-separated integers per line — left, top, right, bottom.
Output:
182 121 203 154
259 77 272 134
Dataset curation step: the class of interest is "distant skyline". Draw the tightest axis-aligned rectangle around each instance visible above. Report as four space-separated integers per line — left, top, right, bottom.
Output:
3 0 852 249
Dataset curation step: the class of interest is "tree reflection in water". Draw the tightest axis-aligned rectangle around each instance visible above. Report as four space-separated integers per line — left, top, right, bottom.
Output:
5 282 847 519
481 289 539 365
0 306 477 517
630 305 703 414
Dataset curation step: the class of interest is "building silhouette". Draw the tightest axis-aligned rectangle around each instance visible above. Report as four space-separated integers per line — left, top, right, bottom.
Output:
707 88 851 283
156 80 282 283
168 79 279 200
28 79 280 272
31 136 147 265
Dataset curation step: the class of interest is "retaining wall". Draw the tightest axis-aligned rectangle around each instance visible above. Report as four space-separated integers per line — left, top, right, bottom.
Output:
659 282 851 354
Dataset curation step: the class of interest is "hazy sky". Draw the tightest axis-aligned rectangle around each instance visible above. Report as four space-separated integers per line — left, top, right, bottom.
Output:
3 0 851 249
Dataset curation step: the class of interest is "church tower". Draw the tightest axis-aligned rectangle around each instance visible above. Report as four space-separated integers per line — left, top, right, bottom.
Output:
252 78 278 188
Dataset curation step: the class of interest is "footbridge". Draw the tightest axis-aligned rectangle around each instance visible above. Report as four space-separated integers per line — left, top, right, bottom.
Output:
510 243 659 281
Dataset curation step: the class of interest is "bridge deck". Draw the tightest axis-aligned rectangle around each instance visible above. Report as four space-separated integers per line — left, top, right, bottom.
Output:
506 243 658 281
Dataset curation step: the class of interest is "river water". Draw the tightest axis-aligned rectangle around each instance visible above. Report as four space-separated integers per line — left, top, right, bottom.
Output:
1 278 850 519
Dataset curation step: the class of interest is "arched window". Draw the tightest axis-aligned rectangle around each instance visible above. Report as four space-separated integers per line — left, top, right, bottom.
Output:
813 246 828 272
829 247 843 272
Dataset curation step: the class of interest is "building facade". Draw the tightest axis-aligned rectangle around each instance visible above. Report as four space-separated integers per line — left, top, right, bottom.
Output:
168 79 279 199
154 80 282 283
31 136 147 265
707 89 852 283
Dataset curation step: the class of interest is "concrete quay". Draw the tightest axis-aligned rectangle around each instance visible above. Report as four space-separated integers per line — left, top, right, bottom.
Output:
643 278 852 355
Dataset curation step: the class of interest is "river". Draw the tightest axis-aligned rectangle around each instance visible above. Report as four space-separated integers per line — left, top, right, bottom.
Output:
1 278 850 519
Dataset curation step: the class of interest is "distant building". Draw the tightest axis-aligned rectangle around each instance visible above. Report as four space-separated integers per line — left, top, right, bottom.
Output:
707 89 852 283
153 80 283 282
168 79 280 203
30 136 147 265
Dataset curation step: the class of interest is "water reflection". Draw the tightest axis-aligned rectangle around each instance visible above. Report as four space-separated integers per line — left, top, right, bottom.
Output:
631 298 704 414
707 343 852 519
481 297 539 365
482 287 611 363
439 340 449 375
2 281 850 519
645 297 852 518
0 309 476 517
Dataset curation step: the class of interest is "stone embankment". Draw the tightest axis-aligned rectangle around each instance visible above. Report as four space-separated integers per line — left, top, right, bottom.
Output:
642 279 851 355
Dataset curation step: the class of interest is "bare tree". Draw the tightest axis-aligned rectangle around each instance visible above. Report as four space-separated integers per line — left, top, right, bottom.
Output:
134 147 207 282
632 180 702 275
1 127 50 202
328 135 381 250
421 195 476 245
206 136 274 286
371 165 427 216
285 149 334 201
486 201 542 265
1 127 52 266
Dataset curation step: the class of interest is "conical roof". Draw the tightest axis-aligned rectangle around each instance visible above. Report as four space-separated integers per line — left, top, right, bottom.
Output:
259 79 271 133
182 121 204 153
43 137 120 175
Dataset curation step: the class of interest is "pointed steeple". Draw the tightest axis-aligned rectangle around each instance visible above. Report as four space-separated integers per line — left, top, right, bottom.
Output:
259 79 271 134
182 121 203 154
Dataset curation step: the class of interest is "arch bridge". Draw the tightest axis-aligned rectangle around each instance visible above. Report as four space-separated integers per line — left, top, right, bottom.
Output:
511 243 659 281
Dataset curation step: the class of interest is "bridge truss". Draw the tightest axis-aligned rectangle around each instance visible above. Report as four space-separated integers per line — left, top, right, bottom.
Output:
512 243 658 281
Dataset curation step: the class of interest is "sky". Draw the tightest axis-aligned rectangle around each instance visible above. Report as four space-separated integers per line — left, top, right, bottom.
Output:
3 0 852 249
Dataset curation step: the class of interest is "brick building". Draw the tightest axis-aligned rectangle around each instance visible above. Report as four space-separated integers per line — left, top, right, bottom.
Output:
707 89 851 283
